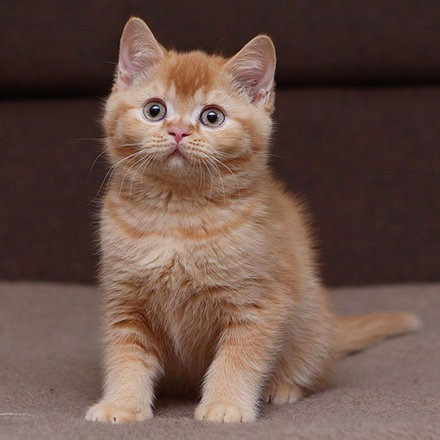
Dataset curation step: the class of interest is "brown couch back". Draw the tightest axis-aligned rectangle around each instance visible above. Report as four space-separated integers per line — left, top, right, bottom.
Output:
1 1 439 286
2 0 440 96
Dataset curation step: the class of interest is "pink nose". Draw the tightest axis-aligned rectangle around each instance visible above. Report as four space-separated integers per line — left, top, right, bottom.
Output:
168 127 191 144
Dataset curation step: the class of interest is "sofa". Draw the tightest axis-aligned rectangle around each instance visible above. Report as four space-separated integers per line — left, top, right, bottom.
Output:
1 1 439 438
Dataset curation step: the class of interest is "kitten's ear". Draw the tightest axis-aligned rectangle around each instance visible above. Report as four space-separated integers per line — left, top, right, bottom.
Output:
224 35 276 106
117 17 164 85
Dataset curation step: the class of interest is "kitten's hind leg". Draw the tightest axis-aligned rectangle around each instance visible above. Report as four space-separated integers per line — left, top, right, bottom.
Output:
264 379 303 404
265 316 334 405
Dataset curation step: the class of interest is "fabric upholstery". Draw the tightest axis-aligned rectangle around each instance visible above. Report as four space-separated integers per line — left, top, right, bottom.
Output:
1 282 439 439
1 1 439 285
2 0 440 97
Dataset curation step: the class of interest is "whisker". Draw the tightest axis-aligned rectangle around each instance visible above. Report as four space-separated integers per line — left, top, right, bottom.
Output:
75 137 108 142
200 159 215 199
191 147 242 201
89 143 146 178
94 150 144 200
191 150 215 198
196 159 205 195
129 153 157 197
117 151 148 198
205 158 226 204
128 157 148 198
88 150 108 177
121 155 147 198
138 152 158 180
209 155 241 197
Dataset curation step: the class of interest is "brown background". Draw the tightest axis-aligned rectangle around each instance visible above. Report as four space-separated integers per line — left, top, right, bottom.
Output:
1 1 439 286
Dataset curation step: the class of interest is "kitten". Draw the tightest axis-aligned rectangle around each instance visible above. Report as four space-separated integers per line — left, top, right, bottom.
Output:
85 17 420 424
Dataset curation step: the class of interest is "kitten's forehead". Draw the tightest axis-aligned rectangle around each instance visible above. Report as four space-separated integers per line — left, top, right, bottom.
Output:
161 51 225 99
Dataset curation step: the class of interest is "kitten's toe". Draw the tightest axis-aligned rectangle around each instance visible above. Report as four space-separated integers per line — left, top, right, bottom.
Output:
85 400 153 423
265 382 303 404
194 402 255 423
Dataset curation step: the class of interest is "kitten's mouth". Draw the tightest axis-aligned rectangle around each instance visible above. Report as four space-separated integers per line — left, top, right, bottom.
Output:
168 145 187 159
165 145 189 168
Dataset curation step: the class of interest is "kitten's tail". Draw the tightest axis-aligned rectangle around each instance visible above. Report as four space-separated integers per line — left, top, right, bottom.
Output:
334 311 421 357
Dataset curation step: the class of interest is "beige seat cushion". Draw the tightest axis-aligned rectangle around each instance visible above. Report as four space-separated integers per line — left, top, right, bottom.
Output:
1 282 439 439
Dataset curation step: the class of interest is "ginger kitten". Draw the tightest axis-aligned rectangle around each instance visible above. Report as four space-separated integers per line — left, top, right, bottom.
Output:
86 17 420 424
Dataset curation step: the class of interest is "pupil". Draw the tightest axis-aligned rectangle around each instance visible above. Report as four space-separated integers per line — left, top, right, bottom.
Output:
149 105 160 117
207 111 218 123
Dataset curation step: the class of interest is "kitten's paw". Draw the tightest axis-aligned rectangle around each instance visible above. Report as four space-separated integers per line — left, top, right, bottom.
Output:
265 382 303 404
85 401 153 423
194 401 256 423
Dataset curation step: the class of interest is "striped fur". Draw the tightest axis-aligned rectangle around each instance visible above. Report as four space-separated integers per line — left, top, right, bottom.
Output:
86 18 419 424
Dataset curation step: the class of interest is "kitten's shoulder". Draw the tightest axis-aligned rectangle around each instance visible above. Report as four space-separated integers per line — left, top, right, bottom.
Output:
264 173 313 228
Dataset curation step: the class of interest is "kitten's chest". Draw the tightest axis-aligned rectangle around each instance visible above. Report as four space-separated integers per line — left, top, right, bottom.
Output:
101 196 268 371
129 236 228 365
101 193 270 302
128 234 232 293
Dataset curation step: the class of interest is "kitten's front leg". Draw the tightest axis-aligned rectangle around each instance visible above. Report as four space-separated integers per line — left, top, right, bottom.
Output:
195 316 280 423
86 307 163 423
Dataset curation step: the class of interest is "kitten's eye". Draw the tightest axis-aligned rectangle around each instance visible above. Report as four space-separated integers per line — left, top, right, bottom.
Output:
143 100 167 121
200 107 225 127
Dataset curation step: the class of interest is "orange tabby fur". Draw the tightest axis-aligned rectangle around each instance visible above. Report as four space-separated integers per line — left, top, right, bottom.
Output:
85 17 420 424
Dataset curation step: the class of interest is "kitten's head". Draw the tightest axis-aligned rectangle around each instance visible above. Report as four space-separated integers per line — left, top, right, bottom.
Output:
104 17 276 196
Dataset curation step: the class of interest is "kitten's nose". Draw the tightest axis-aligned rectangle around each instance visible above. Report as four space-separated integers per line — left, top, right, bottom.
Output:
168 127 191 144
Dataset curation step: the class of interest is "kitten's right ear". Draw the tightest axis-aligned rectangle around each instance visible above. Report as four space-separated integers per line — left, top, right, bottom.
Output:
117 17 164 86
224 35 276 107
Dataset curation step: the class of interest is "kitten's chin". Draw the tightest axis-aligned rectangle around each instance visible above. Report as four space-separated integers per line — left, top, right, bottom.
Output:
166 154 187 169
141 152 202 186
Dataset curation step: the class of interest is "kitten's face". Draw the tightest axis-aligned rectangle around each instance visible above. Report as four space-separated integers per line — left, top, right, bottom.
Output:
104 18 276 193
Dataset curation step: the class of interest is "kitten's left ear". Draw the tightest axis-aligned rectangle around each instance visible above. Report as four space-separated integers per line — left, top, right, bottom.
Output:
117 17 164 86
224 35 276 106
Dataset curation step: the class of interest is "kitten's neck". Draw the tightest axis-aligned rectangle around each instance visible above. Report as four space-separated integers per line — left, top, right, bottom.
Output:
108 167 267 214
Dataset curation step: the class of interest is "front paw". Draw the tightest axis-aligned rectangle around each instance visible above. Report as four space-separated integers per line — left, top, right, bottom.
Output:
85 400 153 423
194 401 256 423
